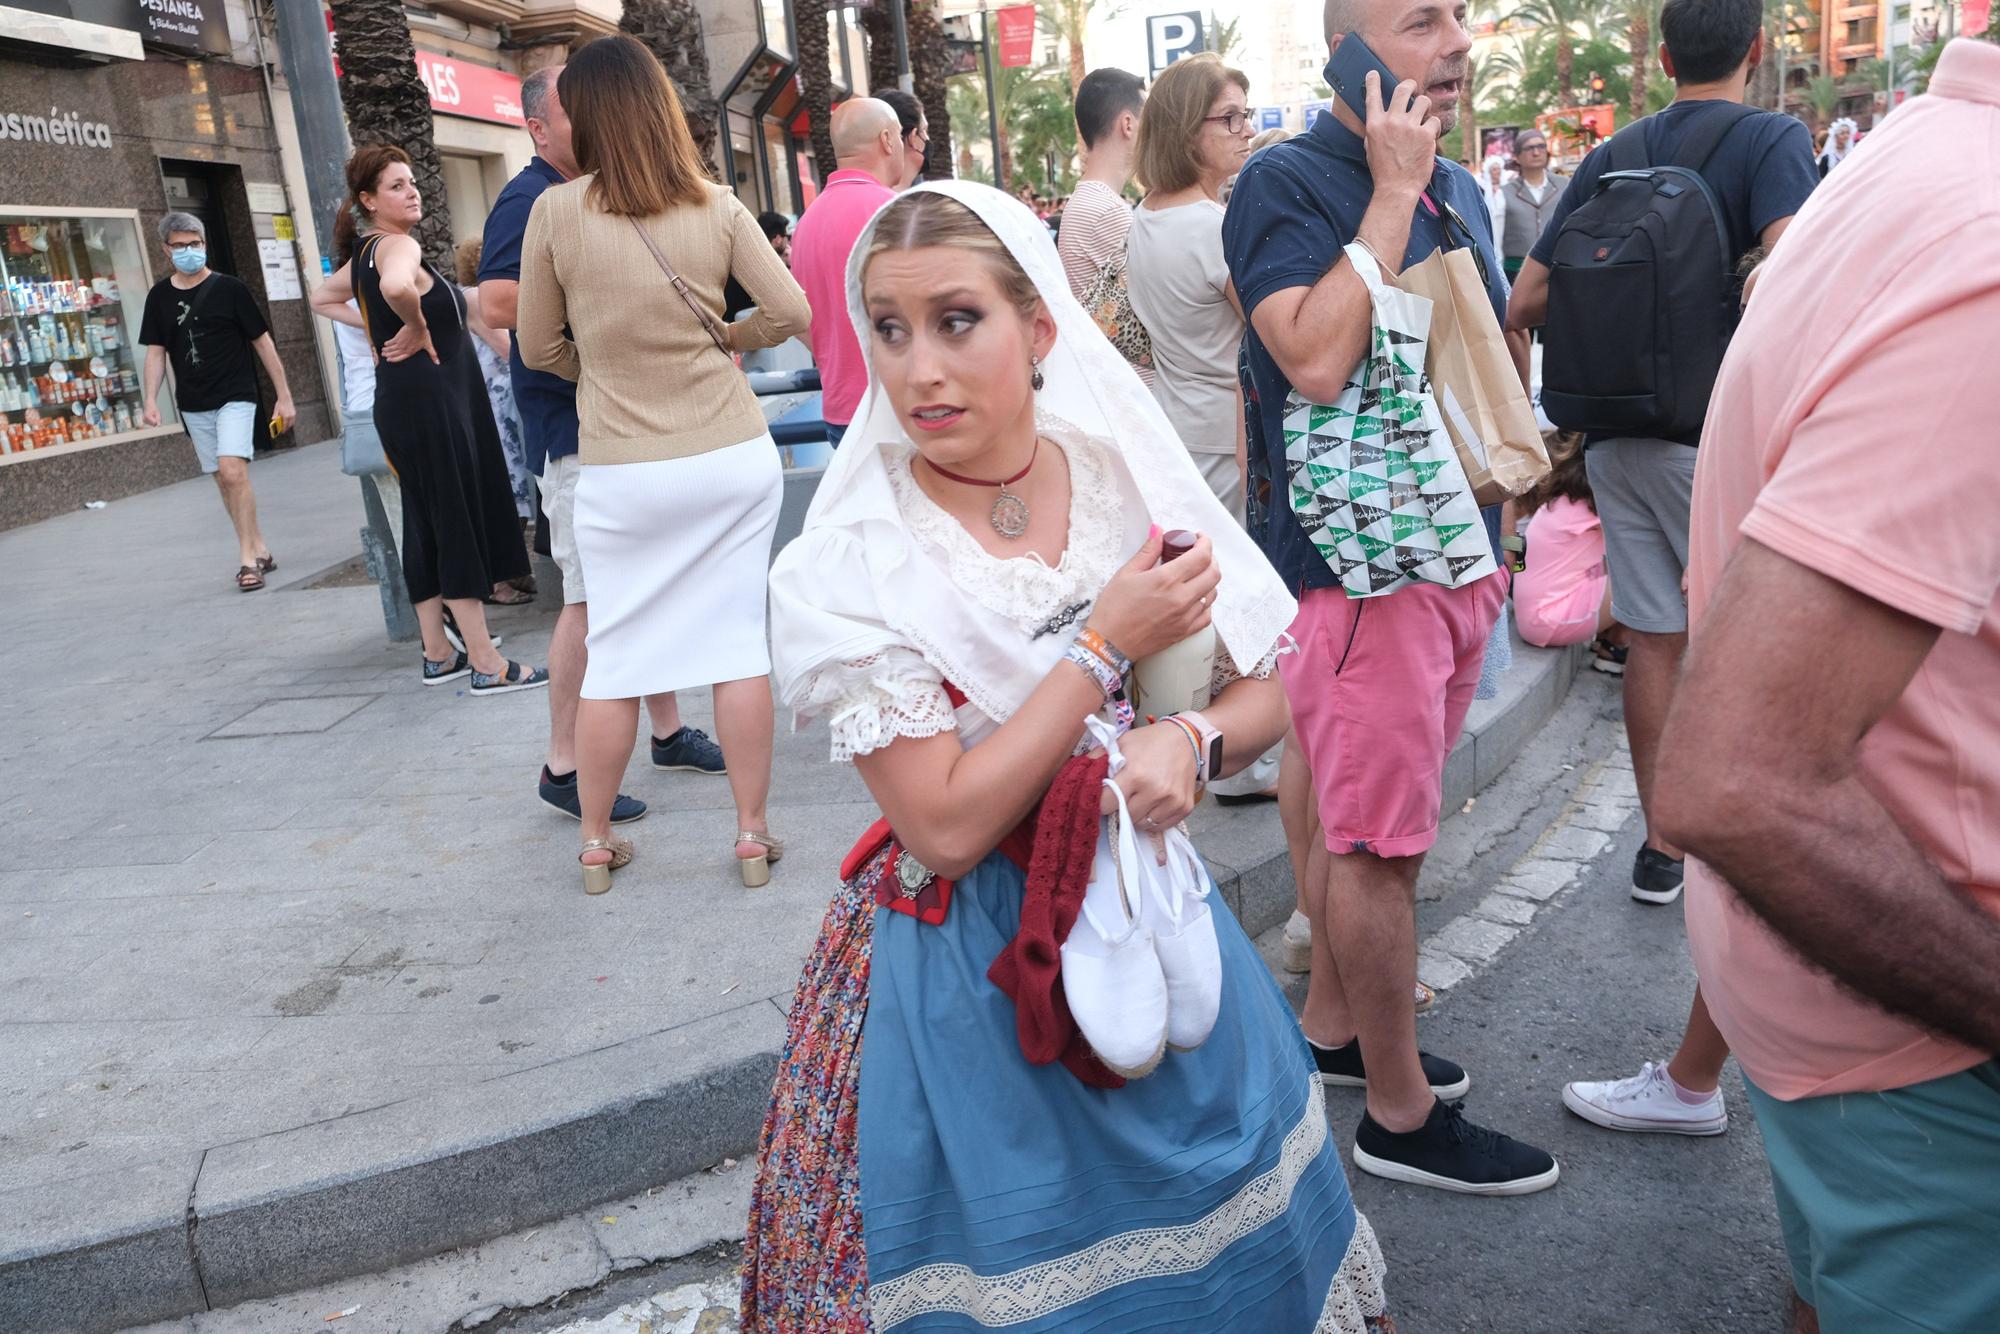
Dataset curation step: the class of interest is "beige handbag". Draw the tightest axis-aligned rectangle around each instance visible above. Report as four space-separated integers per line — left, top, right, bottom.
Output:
628 217 732 355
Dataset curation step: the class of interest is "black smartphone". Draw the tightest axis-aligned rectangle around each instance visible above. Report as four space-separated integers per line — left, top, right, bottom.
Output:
1325 35 1402 123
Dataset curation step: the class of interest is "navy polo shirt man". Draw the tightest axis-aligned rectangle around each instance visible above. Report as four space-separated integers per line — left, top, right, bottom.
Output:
1220 0 1558 1197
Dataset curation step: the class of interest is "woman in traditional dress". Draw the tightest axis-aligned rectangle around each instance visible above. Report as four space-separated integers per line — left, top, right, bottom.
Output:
742 181 1391 1332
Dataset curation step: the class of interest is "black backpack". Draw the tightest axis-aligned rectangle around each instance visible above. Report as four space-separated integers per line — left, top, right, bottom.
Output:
1540 103 1759 439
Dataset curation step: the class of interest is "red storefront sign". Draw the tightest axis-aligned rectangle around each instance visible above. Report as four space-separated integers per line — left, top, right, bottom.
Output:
996 4 1036 68
416 50 525 127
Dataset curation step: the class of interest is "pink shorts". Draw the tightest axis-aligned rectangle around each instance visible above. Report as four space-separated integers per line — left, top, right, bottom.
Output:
1279 574 1507 858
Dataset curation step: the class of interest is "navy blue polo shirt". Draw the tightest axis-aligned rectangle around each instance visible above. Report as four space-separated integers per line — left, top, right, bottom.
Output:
1222 112 1508 595
479 156 576 474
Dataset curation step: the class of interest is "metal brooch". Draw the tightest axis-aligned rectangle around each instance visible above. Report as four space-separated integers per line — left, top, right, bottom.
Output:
896 851 935 899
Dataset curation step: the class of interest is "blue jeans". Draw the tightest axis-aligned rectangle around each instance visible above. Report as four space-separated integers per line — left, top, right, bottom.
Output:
825 420 846 448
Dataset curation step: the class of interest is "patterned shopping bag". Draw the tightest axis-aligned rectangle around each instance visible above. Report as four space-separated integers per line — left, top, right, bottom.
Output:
1282 244 1498 599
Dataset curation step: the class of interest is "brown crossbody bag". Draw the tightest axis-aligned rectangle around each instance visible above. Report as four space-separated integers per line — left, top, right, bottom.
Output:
627 217 732 355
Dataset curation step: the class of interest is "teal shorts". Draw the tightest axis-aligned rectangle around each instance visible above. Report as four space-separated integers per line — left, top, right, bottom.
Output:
1745 1061 2000 1331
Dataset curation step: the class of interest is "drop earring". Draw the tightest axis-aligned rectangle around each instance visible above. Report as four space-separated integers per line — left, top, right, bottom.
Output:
1030 356 1045 392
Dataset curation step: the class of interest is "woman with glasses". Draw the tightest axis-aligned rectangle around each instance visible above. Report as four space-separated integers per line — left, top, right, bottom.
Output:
1124 53 1255 522
1499 130 1568 384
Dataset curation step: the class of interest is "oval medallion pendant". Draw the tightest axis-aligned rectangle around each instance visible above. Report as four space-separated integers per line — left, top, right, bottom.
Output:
990 490 1031 539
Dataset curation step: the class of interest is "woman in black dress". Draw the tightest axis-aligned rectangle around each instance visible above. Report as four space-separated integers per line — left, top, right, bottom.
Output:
310 145 544 695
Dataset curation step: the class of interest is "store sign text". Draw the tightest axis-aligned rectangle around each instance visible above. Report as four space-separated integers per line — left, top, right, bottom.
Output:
0 108 114 149
415 51 525 128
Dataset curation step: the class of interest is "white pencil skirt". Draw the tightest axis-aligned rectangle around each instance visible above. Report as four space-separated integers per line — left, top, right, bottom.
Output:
573 434 783 700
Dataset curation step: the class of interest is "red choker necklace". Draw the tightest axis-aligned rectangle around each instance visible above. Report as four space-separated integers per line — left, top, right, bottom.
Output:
924 437 1039 539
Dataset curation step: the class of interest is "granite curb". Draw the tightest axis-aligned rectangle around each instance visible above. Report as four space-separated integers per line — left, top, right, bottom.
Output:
4 630 1583 1334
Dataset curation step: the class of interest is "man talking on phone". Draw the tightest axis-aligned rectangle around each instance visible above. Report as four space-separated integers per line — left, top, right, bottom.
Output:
1222 0 1558 1195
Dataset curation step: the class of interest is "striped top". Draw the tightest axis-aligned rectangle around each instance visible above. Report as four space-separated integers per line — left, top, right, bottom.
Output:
1057 180 1133 303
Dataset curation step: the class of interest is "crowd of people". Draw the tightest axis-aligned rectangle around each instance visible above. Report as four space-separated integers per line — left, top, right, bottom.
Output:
128 0 1996 1325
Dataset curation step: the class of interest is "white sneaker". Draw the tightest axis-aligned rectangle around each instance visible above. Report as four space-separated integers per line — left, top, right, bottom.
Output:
1061 812 1169 1077
1282 910 1311 973
1562 1060 1728 1136
1144 828 1222 1052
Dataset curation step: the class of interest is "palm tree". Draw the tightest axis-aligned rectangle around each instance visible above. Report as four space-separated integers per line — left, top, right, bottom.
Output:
1038 0 1124 90
621 0 720 178
1804 71 1841 126
328 0 454 269
1620 0 1657 123
1208 12 1244 64
1506 0 1605 108
907 0 957 178
796 0 837 178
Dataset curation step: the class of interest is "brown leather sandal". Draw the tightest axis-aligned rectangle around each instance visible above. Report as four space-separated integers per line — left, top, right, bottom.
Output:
235 565 265 592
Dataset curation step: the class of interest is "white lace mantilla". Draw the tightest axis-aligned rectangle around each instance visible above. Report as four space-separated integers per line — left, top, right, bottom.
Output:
867 1076 1388 1330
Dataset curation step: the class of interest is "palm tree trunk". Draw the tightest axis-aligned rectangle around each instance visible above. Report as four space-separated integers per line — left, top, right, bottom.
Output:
797 0 837 180
1627 9 1649 121
329 0 454 270
1556 35 1574 108
621 0 722 179
908 0 955 178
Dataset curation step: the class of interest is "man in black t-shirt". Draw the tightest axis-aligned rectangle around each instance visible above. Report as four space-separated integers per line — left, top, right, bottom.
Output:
140 211 296 592
1506 0 1815 907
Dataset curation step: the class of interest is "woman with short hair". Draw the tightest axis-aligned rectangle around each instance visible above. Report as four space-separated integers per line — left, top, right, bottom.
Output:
517 35 811 893
1125 53 1254 520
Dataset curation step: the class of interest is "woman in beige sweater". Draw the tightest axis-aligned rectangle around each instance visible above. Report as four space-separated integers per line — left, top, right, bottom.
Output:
519 34 811 895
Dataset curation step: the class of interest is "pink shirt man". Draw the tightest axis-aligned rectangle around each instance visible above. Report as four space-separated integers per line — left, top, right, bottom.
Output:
790 169 896 429
1684 38 2000 1101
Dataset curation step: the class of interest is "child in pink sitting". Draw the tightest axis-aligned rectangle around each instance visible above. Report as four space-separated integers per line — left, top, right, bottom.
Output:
1512 435 1627 672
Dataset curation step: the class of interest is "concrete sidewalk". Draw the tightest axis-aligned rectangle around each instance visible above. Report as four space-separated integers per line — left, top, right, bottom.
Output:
0 442 1582 1332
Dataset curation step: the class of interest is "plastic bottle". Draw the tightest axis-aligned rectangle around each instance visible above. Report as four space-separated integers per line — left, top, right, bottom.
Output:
1132 528 1219 717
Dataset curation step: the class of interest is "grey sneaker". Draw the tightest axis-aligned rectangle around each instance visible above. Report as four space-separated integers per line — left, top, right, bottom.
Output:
1632 847 1685 905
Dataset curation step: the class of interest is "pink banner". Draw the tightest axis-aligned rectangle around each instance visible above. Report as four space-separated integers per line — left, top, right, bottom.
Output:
996 5 1036 68
1966 0 1991 35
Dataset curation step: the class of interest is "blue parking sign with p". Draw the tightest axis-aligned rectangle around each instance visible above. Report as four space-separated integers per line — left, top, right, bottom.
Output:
1145 11 1206 79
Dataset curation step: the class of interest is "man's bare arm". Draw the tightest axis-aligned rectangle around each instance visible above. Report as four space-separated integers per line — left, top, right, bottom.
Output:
1656 539 2000 1053
481 278 519 331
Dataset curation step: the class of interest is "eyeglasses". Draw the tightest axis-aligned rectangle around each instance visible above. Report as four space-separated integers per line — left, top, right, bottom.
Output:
1517 141 1548 153
1203 110 1250 135
165 239 203 252
1435 196 1492 289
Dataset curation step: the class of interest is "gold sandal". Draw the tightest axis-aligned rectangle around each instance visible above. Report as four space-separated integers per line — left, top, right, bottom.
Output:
579 837 633 896
736 831 783 888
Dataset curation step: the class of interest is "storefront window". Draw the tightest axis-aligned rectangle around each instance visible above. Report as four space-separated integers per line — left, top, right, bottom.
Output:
0 210 165 461
761 0 794 60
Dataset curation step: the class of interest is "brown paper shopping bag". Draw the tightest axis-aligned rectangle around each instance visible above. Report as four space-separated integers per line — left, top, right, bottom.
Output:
1396 247 1548 506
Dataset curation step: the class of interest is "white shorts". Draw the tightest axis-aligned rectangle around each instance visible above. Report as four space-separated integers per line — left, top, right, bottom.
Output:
184 401 257 474
536 452 586 605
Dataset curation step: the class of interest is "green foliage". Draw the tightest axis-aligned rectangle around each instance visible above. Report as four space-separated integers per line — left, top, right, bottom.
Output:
1483 35 1637 127
1804 72 1842 121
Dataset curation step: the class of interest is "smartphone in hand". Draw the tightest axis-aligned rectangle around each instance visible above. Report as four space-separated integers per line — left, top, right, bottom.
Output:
1325 36 1401 123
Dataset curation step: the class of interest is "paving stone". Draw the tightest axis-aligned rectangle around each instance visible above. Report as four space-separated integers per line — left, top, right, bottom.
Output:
1495 857 1579 901
1415 951 1474 991
1471 892 1538 926
1538 824 1614 863
204 695 383 738
1427 915 1519 963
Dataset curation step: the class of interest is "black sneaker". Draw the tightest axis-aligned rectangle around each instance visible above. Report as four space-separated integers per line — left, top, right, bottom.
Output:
652 726 727 774
422 650 470 686
1632 847 1685 905
440 606 501 654
1353 1100 1560 1196
1311 1037 1471 1100
538 767 648 824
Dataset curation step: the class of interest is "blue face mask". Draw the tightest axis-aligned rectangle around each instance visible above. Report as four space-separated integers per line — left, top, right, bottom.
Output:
170 248 207 275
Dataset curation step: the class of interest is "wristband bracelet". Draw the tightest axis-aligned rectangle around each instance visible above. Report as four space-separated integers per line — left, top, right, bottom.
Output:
1063 643 1120 701
1160 715 1205 779
1076 626 1131 676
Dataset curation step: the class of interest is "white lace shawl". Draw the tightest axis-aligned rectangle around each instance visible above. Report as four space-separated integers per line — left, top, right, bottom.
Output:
770 181 1297 751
